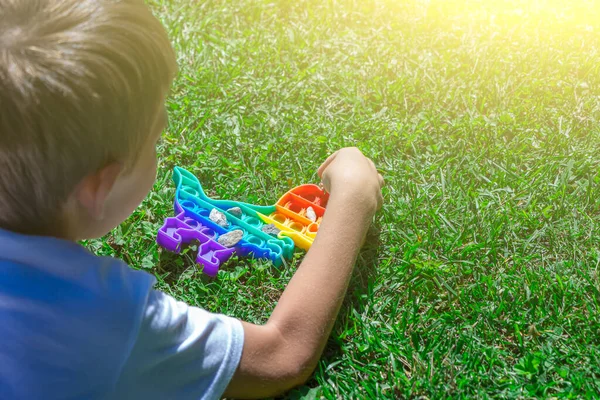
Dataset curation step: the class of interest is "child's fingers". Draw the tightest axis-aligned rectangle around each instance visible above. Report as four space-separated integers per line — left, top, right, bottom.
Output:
367 158 384 187
377 192 384 210
317 150 339 178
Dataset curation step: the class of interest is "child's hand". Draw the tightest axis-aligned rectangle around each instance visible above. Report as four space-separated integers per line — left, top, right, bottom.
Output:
317 147 384 213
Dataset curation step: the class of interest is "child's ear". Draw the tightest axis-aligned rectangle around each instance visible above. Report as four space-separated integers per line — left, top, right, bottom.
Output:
75 162 123 220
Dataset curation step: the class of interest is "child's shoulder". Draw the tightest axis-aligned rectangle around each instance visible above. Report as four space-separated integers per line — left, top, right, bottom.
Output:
0 227 155 323
0 228 158 397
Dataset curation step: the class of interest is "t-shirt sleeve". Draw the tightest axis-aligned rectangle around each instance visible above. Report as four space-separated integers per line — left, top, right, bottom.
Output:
112 289 244 400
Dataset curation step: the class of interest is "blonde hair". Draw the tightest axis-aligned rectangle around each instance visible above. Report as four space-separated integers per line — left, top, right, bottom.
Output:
0 0 177 235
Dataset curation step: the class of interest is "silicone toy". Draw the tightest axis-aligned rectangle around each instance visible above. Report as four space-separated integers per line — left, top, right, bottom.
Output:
157 167 329 276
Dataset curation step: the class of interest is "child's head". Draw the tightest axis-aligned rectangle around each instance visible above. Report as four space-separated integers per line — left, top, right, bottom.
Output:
0 0 177 239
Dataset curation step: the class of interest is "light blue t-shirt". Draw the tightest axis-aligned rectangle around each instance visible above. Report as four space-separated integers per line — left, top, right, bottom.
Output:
0 228 244 400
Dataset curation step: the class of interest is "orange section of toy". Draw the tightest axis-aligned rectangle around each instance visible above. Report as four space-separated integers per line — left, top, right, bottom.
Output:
258 184 329 250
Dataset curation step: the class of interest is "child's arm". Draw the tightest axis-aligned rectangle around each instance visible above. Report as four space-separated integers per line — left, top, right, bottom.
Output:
224 147 384 398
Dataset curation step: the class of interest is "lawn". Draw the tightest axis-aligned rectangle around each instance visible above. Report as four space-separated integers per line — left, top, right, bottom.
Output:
88 0 600 398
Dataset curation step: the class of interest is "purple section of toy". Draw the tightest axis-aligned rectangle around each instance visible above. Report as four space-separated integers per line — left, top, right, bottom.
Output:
156 210 235 276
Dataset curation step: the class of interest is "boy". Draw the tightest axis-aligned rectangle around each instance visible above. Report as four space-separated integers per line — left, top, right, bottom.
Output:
0 0 384 399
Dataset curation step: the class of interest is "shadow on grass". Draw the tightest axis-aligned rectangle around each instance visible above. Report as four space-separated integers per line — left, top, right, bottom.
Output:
157 242 279 288
156 243 221 285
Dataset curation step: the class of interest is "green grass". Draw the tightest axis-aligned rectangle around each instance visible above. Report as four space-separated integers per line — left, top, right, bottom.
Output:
89 0 600 398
